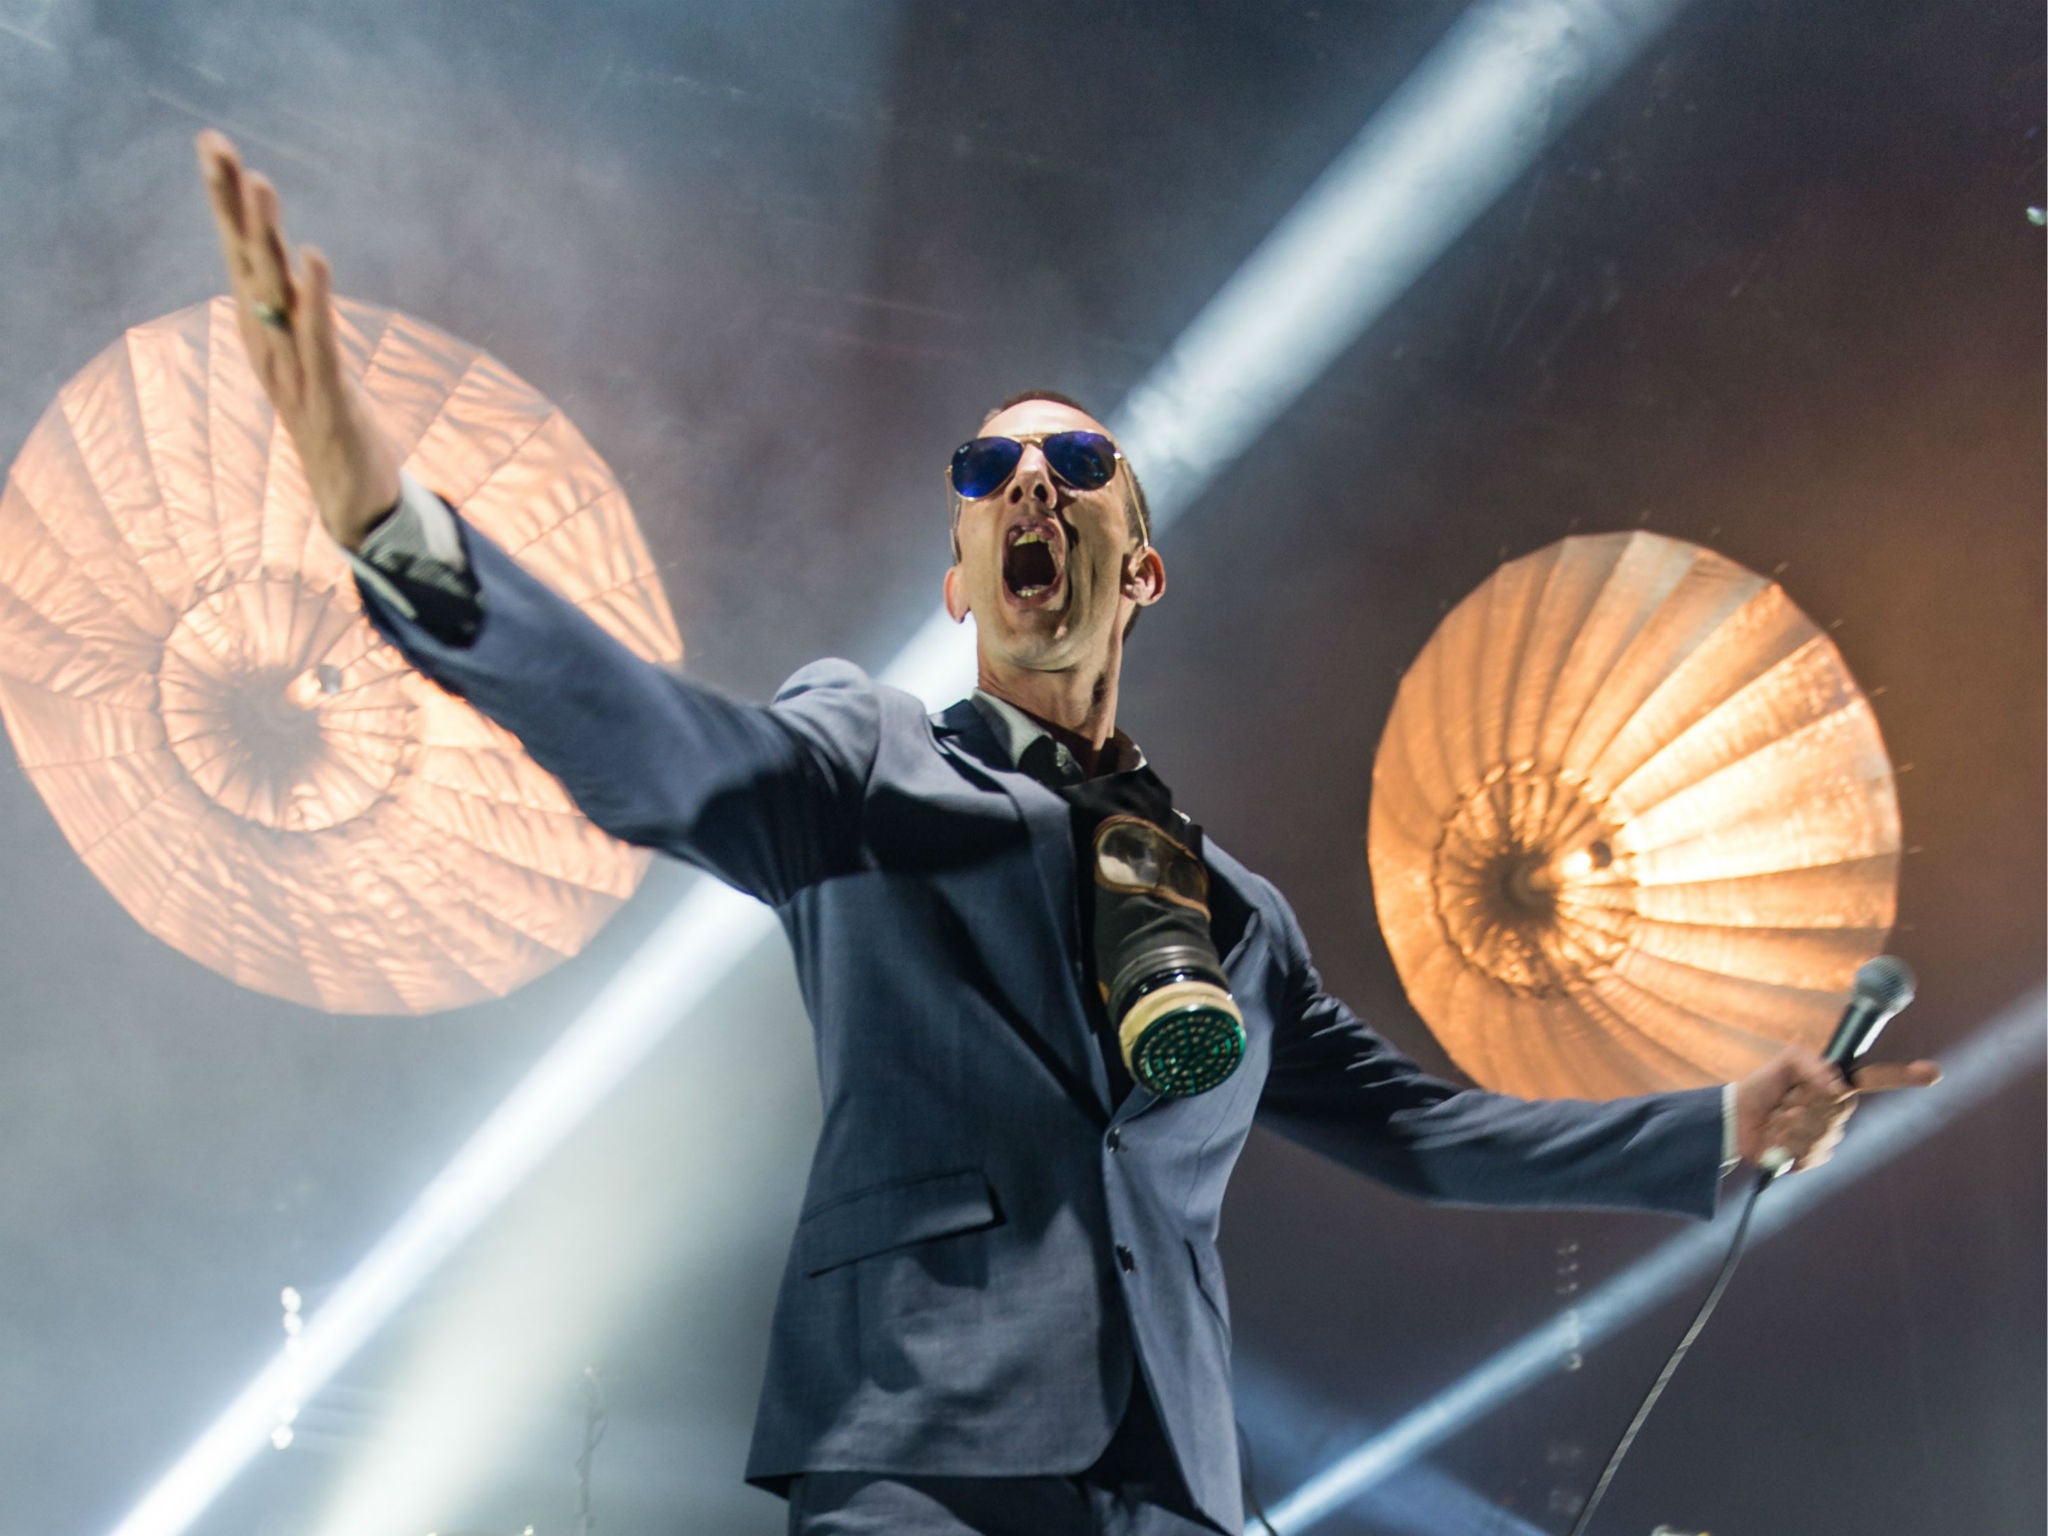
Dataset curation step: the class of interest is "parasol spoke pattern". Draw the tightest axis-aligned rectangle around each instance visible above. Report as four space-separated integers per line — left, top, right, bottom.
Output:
1368 531 1900 1099
0 296 683 1013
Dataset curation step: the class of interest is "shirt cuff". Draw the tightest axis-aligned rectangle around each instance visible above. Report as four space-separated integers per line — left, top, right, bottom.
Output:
343 471 485 647
1720 1080 1740 1174
344 470 470 619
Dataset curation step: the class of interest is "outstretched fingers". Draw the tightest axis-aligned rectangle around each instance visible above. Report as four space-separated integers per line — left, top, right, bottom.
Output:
298 246 341 391
1847 1059 1943 1094
197 131 244 232
198 132 255 285
192 126 395 543
245 174 297 317
225 160 314 413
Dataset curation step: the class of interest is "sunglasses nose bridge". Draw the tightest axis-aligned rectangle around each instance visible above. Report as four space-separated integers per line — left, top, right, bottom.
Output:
1007 442 1058 505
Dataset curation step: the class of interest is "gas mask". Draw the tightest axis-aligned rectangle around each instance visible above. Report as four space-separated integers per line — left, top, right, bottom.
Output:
1089 814 1246 1096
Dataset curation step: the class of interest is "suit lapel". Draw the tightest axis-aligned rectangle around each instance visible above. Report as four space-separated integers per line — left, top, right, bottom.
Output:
932 701 1117 1120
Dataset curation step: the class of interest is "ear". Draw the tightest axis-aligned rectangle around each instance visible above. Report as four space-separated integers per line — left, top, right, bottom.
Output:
1123 543 1166 608
943 563 970 623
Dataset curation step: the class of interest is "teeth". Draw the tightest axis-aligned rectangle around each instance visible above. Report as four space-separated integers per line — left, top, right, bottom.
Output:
1006 525 1059 603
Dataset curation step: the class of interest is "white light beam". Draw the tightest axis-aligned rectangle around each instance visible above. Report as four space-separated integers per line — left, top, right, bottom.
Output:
105 880 776 1536
1112 0 1691 525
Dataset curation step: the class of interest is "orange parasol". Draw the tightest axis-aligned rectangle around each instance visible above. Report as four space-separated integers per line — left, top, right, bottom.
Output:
0 296 682 1013
1367 531 1900 1100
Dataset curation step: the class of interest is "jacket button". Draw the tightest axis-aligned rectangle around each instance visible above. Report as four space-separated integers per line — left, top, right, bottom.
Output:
1116 1244 1137 1274
1106 1128 1123 1151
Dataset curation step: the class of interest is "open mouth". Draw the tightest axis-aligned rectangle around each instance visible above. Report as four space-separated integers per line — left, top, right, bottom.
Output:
1002 521 1065 603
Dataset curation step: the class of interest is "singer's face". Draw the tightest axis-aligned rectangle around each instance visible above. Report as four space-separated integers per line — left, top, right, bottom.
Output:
942 398 1160 672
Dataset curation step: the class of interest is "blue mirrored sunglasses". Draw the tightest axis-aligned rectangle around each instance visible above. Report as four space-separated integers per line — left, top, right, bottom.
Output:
949 430 1122 500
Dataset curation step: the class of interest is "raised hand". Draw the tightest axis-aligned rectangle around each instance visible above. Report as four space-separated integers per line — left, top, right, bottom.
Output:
1733 1044 1942 1175
196 129 400 550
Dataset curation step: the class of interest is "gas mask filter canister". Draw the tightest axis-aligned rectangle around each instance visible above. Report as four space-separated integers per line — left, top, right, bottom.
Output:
1089 813 1246 1096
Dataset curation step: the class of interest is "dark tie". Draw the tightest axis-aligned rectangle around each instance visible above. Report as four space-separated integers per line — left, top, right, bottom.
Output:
1017 733 1081 788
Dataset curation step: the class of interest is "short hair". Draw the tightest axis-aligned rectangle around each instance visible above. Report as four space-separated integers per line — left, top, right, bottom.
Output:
948 389 1152 562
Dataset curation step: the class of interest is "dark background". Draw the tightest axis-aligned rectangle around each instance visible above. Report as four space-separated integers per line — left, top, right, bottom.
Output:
0 1 2040 1532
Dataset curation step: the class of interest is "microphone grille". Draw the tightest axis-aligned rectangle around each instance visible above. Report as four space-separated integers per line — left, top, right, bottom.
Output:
1854 954 1917 1011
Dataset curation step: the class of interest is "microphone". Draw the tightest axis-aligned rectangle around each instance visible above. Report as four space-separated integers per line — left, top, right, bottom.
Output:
1824 954 1917 1068
1758 956 1917 1180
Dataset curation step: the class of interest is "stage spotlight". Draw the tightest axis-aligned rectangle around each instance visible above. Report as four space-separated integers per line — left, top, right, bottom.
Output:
0 296 681 1014
1369 531 1902 1100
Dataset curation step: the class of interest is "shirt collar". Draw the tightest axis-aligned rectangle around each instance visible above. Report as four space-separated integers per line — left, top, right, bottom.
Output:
969 688 1146 784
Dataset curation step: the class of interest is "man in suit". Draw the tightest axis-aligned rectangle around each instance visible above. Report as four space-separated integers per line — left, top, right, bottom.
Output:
197 133 1937 1536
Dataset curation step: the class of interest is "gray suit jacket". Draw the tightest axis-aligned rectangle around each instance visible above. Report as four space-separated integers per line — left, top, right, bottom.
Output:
356 518 1725 1533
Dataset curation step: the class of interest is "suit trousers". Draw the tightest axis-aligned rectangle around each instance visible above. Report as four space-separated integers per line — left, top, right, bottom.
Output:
785 1371 1224 1535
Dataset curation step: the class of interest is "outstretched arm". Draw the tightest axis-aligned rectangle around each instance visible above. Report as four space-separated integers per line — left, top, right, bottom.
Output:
1254 886 1729 1220
357 492 881 902
196 131 881 903
1254 886 1942 1216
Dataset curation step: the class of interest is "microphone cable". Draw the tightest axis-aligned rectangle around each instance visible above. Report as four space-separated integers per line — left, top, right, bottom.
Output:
1569 959 1914 1532
1563 1165 1772 1536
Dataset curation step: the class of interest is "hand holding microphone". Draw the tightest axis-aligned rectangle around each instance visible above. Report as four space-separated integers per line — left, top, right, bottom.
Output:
1735 957 1942 1181
1563 962 1941 1536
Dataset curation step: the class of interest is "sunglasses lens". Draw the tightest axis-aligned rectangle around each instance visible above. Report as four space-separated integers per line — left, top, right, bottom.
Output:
1044 431 1118 491
950 437 1023 499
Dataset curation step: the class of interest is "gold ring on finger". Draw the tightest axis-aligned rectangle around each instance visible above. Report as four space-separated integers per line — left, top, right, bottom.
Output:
254 300 290 331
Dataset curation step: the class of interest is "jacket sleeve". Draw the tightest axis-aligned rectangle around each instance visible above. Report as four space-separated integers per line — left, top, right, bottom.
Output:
353 510 881 906
1253 883 1726 1221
